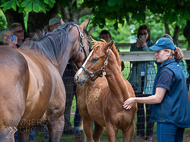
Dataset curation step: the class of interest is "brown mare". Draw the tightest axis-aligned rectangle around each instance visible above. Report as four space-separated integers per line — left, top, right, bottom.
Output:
0 18 90 142
74 38 137 142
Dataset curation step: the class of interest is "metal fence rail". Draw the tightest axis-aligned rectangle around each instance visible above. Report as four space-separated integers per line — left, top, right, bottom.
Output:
32 51 190 142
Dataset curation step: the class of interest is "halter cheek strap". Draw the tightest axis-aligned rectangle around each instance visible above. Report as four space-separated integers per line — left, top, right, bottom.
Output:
81 49 111 81
69 24 88 71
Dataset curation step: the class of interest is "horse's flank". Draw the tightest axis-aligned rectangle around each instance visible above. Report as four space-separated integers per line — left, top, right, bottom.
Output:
0 17 90 141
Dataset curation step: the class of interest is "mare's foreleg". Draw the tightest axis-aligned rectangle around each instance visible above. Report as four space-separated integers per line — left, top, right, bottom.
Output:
82 117 94 142
93 122 105 142
122 122 135 142
47 114 64 142
106 122 118 142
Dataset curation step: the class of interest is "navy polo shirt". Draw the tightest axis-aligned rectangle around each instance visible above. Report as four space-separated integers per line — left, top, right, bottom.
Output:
156 68 174 91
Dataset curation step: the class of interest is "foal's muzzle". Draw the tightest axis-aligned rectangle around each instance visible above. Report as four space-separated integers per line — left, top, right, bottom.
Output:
74 70 89 85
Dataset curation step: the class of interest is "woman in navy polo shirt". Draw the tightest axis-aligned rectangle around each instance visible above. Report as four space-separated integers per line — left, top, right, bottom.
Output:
123 37 190 142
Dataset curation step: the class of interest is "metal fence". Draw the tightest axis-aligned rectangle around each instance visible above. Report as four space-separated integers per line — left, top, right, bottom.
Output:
28 51 190 142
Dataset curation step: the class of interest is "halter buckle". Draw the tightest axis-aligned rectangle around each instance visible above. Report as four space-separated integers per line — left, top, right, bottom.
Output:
104 61 108 65
103 72 106 76
80 33 84 38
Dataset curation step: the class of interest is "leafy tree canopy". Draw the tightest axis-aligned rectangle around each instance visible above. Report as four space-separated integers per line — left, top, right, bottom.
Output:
1 0 190 27
0 0 190 49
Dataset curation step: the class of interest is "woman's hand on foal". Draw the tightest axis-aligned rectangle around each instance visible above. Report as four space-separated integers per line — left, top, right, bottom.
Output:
123 98 136 109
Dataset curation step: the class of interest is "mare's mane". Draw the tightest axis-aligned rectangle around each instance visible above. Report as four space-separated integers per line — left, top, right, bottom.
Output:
91 39 121 67
21 22 76 65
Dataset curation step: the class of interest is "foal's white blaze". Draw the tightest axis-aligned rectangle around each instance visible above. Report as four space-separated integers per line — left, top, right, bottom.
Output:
76 50 94 75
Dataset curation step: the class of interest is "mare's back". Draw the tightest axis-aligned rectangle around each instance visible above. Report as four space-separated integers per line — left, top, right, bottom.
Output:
0 47 28 80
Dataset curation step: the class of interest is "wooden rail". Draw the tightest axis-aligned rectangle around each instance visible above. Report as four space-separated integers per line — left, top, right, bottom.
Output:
119 51 190 61
115 40 185 48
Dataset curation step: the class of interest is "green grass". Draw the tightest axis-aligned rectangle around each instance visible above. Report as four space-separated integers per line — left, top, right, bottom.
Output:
34 64 190 141
34 109 190 141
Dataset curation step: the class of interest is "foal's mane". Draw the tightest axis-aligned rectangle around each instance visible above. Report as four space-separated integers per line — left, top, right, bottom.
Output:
21 22 76 65
91 39 121 67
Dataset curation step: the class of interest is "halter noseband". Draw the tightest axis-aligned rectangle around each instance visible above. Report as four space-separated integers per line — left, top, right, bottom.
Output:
69 24 88 71
81 49 111 81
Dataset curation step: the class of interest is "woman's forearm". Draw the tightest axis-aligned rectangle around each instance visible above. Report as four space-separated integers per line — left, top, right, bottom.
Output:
134 87 166 104
134 95 161 104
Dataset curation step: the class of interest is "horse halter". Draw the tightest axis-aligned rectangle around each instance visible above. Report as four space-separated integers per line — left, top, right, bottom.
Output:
81 49 111 81
69 24 88 71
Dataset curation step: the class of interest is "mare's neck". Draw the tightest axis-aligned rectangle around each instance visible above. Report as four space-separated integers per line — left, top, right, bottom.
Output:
105 53 130 101
58 44 73 76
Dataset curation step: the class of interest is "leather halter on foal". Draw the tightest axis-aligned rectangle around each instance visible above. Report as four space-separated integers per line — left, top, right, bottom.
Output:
69 24 88 71
81 49 111 81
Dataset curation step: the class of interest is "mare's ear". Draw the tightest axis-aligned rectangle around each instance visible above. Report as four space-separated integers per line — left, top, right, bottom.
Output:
61 19 64 25
80 16 90 29
104 40 114 52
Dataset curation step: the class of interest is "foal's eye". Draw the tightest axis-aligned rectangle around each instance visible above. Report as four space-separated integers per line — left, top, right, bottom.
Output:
92 57 99 62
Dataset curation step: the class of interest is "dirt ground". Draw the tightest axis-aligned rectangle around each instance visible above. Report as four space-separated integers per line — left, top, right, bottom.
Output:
130 131 190 142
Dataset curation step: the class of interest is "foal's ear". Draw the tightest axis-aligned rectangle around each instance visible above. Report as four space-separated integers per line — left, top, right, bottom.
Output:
106 40 114 49
109 40 114 48
90 36 97 49
80 16 90 29
104 40 114 52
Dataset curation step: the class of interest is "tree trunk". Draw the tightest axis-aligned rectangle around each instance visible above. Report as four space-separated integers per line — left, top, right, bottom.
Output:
4 10 24 28
3 5 59 37
2 1 95 38
164 23 171 35
183 20 190 50
183 20 190 88
27 4 60 36
173 25 180 46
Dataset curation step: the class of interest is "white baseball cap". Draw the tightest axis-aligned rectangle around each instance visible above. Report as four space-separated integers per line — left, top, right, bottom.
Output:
49 15 61 26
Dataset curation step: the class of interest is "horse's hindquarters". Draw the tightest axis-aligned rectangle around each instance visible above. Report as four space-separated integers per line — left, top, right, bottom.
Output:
0 48 30 140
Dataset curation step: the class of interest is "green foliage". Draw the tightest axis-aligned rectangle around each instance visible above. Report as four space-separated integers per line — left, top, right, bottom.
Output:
0 0 18 11
0 0 56 13
0 9 7 30
1 0 190 31
0 0 189 49
89 20 131 45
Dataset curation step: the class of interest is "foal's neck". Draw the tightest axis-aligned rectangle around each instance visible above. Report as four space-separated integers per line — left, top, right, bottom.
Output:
105 54 130 101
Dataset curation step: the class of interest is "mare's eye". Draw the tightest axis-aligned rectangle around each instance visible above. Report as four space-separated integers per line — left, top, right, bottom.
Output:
92 57 99 62
88 40 91 45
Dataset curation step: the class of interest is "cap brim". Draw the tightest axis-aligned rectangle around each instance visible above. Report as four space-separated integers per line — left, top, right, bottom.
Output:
149 45 163 51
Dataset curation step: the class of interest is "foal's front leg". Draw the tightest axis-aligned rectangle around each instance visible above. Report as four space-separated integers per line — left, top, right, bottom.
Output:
93 122 105 142
82 117 94 142
106 122 118 142
122 122 135 142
